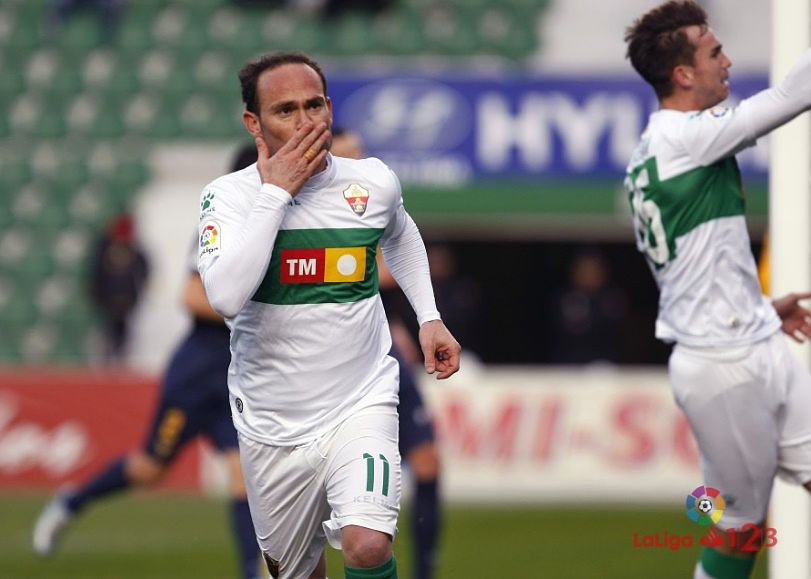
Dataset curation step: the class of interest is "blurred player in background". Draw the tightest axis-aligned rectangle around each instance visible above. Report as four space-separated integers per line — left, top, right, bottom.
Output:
549 248 628 364
33 146 261 579
625 2 811 578
334 126 443 579
198 51 460 579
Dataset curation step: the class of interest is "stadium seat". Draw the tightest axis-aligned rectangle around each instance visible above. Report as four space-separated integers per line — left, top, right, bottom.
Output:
476 6 537 60
138 49 176 90
276 14 326 54
116 11 154 53
332 13 374 56
58 12 103 51
373 10 425 56
192 51 233 90
151 5 188 47
0 110 8 139
121 91 167 137
5 3 45 52
51 227 92 271
35 274 71 318
24 100 68 138
53 321 98 364
0 51 27 95
50 60 86 94
0 327 21 362
55 158 90 191
173 6 212 53
514 0 550 10
108 159 149 192
70 182 110 226
90 103 127 138
206 6 263 52
0 202 12 230
259 10 298 51
31 200 73 233
180 90 242 138
18 251 57 282
433 8 480 56
0 156 32 191
20 322 59 363
105 66 141 94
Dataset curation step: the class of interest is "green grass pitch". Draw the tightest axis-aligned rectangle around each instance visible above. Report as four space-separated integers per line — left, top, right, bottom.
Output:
2 493 767 578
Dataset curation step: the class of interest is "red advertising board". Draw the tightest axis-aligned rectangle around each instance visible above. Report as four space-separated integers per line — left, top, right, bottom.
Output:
0 369 202 490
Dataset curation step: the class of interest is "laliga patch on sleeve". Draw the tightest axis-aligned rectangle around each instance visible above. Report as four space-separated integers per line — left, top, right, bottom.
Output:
199 220 221 256
708 106 730 118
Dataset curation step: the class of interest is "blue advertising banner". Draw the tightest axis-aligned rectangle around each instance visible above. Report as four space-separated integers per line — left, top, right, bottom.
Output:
327 73 769 186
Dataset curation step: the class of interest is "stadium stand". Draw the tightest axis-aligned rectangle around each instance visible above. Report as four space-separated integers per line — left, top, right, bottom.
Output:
0 0 550 363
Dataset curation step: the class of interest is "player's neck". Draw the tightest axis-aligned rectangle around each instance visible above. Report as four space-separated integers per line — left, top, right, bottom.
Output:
659 91 715 113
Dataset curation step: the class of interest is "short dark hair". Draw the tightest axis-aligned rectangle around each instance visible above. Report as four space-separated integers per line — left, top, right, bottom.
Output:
624 1 708 99
238 51 328 114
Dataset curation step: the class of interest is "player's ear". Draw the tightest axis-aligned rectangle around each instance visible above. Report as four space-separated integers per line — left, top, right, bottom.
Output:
672 64 693 89
242 111 261 137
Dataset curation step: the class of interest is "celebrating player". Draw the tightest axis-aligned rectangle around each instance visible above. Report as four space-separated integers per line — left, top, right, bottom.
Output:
624 2 811 578
197 51 460 579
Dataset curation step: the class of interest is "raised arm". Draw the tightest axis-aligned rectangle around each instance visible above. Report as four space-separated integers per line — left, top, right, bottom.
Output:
684 48 811 165
198 125 330 318
197 178 292 319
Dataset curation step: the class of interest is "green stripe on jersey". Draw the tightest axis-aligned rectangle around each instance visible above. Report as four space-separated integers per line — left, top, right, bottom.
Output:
627 156 745 268
252 228 385 305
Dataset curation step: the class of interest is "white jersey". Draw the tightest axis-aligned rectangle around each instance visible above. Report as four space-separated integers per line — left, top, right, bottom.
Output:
197 154 439 446
624 48 811 347
625 108 779 347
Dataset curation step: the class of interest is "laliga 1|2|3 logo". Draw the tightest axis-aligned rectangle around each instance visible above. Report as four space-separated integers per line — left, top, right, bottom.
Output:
632 485 778 552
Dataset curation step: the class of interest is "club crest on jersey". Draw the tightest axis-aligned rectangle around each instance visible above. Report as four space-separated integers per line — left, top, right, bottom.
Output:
199 221 220 256
343 183 369 216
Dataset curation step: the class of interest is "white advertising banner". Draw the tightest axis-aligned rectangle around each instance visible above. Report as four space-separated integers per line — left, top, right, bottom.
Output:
419 366 700 503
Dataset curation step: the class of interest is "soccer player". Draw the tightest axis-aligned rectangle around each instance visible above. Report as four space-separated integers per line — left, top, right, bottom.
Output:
32 150 261 579
197 51 460 579
624 2 811 578
332 126 444 579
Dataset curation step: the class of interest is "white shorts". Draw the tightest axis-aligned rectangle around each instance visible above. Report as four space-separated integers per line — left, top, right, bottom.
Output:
239 405 401 578
670 332 811 528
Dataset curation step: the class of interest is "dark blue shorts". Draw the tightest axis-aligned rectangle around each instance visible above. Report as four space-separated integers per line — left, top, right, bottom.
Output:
143 322 236 463
392 346 435 456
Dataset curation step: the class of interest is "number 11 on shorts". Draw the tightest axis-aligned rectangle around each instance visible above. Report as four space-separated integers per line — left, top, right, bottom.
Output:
363 453 390 496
